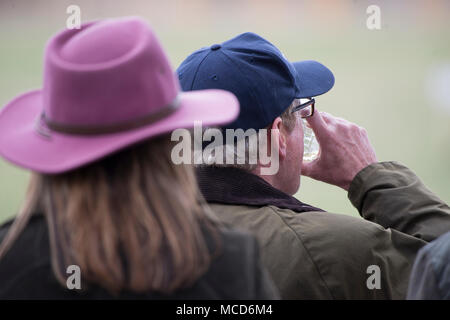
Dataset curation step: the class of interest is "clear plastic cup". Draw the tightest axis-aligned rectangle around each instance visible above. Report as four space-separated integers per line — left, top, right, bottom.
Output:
302 119 320 162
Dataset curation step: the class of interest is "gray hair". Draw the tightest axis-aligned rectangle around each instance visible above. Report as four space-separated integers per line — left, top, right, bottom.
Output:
197 99 299 171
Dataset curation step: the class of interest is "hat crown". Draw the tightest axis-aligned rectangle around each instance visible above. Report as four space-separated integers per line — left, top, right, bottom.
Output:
43 17 179 128
59 19 139 64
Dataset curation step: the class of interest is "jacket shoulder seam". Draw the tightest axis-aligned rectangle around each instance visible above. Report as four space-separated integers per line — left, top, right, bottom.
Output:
266 205 335 299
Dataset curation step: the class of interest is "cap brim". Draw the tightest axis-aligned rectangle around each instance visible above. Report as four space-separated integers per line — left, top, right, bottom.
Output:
0 89 239 174
292 60 335 98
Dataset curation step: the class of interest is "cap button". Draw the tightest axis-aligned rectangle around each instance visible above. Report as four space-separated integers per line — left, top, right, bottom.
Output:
211 44 221 51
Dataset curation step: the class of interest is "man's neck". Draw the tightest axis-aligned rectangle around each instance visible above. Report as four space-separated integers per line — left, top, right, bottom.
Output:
252 167 289 195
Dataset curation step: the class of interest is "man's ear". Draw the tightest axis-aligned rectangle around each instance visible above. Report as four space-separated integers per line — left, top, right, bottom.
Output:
270 117 287 160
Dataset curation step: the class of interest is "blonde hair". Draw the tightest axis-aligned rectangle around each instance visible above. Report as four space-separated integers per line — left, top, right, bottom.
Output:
0 135 220 294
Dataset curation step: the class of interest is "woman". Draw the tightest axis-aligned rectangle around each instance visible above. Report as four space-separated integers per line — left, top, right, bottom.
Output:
0 17 278 299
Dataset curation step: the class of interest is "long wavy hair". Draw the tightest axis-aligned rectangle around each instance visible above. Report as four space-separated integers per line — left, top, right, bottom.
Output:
0 134 221 294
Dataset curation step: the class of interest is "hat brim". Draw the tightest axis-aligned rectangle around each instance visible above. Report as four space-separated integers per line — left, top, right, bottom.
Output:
292 60 335 98
0 89 239 174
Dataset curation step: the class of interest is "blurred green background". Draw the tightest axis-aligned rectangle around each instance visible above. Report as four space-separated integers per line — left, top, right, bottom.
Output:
0 0 449 222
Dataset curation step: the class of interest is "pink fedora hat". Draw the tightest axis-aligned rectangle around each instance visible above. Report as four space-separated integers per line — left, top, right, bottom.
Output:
0 17 239 174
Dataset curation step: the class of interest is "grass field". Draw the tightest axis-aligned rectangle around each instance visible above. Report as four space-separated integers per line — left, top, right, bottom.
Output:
0 1 449 223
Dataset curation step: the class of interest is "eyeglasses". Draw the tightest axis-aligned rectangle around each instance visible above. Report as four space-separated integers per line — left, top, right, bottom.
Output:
291 98 315 118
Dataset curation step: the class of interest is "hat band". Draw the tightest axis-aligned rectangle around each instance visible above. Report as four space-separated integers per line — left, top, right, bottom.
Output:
37 95 180 135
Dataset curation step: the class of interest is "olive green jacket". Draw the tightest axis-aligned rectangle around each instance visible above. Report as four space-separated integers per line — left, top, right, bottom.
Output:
203 162 450 299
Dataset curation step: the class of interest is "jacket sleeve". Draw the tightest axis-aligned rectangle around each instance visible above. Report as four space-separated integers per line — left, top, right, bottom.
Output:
348 161 450 242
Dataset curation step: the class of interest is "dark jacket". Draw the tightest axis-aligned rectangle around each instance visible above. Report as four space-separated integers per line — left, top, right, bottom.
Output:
0 214 279 299
197 161 450 299
407 231 450 300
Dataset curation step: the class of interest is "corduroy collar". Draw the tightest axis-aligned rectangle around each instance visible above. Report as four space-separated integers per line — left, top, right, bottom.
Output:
196 166 324 213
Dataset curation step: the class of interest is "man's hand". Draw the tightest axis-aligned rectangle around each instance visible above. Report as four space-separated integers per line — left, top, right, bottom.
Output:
301 111 377 191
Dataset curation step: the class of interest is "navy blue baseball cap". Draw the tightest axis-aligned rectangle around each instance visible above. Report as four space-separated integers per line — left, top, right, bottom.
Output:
177 32 334 131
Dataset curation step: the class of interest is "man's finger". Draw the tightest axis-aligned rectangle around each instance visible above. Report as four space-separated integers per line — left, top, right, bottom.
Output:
305 110 329 141
321 112 349 126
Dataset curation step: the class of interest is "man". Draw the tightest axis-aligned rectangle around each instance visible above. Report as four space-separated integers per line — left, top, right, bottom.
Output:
177 32 450 299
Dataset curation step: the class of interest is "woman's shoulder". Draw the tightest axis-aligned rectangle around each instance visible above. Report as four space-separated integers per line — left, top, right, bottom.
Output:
0 213 47 246
0 214 48 255
0 213 55 299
